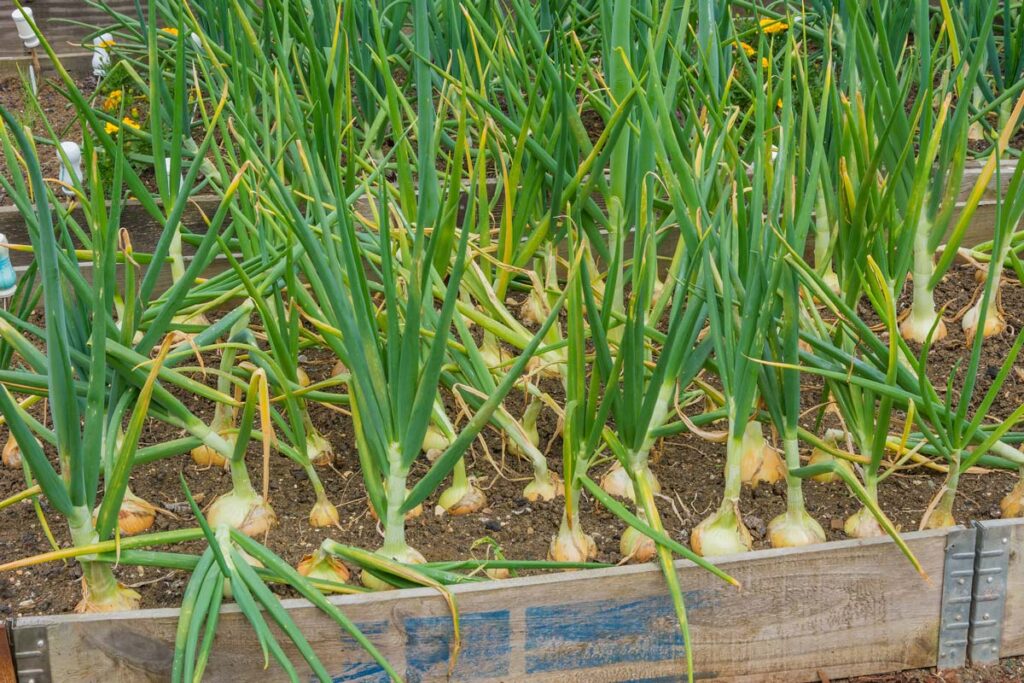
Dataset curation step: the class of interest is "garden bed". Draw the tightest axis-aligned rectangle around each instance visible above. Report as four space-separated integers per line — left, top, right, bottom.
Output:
2 526 963 682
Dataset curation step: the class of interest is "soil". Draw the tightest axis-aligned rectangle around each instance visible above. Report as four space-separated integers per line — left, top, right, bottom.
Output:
843 657 1024 682
0 76 85 206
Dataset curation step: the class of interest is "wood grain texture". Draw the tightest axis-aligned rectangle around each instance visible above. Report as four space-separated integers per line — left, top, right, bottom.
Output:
991 519 1024 657
12 529 952 683
0 622 14 683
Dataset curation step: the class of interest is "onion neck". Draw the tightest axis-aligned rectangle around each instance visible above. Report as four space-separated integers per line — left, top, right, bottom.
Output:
904 213 944 341
723 430 744 503
68 506 125 606
782 435 805 513
382 444 411 558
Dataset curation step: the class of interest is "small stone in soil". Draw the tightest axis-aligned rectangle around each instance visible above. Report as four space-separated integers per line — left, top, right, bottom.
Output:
745 515 766 539
483 519 502 532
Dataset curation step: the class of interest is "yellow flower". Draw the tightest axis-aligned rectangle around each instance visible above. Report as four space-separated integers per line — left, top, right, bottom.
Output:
121 117 140 130
97 39 116 49
161 27 180 37
761 57 770 69
102 89 123 111
738 41 757 57
104 121 118 135
777 99 784 109
760 17 788 34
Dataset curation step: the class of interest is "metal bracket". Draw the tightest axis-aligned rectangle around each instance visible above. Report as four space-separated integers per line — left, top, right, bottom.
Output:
968 520 1012 665
11 626 48 683
938 526 977 669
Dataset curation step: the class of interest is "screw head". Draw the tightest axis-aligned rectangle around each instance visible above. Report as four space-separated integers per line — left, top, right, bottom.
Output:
1003 537 1009 544
988 576 995 583
993 646 1000 653
36 638 44 648
958 578 966 585
984 612 991 619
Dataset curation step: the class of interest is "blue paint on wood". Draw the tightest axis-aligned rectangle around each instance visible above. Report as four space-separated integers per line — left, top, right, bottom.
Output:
524 592 714 673
405 610 511 682
327 620 391 683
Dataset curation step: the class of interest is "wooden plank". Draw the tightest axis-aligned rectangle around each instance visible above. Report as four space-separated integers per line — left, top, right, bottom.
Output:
989 518 1024 658
0 622 14 683
12 528 951 682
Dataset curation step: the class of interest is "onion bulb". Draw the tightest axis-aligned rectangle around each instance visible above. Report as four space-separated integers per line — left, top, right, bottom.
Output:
297 550 350 588
422 424 449 457
739 421 785 488
2 432 29 468
900 312 947 344
361 546 427 591
548 522 597 563
620 525 656 563
923 506 956 529
191 434 231 469
306 428 334 467
843 506 884 539
479 333 505 372
962 295 1006 340
309 495 340 528
691 502 752 557
75 579 141 613
600 463 632 498
331 359 348 377
1000 478 1024 518
521 289 547 326
437 482 487 515
767 510 826 548
206 489 277 537
807 439 855 484
296 367 311 388
523 472 564 502
114 491 158 536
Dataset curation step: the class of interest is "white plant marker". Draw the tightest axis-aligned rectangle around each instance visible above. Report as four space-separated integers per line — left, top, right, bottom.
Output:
92 33 114 79
11 9 40 95
58 141 82 197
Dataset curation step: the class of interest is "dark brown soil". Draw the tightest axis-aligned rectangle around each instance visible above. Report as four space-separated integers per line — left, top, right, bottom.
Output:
0 76 84 206
844 657 1024 682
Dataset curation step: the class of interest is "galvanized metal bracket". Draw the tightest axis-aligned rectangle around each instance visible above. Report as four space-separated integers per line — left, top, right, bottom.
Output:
968 520 1012 665
11 625 48 683
938 526 977 670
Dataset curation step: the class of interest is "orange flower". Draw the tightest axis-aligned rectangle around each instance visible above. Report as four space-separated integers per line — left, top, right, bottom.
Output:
161 27 180 37
121 117 140 130
759 17 788 34
737 41 757 57
102 89 122 111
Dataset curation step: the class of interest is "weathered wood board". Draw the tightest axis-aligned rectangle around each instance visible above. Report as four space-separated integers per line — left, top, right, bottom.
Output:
992 519 1024 658
12 528 950 682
